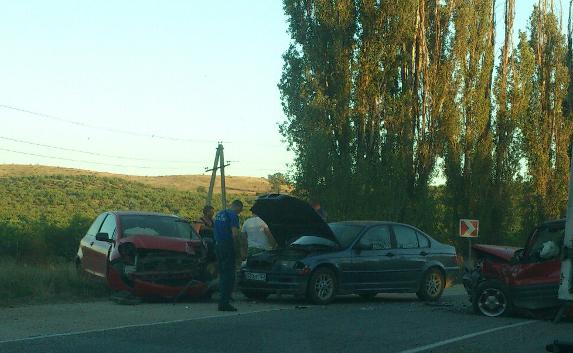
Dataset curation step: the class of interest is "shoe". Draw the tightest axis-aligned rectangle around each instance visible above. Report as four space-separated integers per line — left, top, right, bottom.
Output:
218 304 238 312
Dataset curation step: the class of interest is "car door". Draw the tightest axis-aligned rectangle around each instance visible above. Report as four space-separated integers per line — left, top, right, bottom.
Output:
350 225 397 290
91 213 117 277
80 213 107 275
391 225 428 290
510 223 564 309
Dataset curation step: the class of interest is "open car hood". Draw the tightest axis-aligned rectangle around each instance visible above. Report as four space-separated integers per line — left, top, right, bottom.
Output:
119 234 201 254
251 194 338 247
472 244 520 262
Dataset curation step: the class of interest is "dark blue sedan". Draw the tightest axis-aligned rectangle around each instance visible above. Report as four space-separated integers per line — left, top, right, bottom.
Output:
239 195 460 304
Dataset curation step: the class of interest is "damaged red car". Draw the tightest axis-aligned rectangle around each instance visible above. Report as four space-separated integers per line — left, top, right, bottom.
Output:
76 211 215 300
463 219 565 317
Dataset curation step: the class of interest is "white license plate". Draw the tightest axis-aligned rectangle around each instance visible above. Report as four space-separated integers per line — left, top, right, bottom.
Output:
245 272 266 281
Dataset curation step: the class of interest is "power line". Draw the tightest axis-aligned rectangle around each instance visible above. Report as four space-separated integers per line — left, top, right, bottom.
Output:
0 147 196 170
0 104 217 144
0 136 202 164
0 104 287 148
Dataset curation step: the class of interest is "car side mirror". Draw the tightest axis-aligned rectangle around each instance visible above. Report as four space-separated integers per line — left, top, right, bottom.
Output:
95 232 112 242
511 249 525 264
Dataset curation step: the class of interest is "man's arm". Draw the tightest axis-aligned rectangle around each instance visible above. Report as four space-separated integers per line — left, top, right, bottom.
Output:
264 226 278 248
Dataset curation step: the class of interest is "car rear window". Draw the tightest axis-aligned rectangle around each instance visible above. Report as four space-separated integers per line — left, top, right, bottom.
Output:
394 225 419 249
417 232 430 248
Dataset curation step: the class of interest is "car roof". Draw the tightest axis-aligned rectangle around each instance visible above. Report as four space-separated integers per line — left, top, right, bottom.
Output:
108 211 180 218
332 220 412 227
539 218 565 227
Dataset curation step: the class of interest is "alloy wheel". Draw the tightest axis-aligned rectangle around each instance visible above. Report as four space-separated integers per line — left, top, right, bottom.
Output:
477 288 507 317
426 272 443 297
314 274 334 300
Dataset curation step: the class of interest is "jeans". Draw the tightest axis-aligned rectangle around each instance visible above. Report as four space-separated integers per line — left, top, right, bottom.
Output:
215 238 236 306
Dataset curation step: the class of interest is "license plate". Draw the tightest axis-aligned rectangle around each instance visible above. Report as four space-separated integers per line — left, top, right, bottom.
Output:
245 272 266 281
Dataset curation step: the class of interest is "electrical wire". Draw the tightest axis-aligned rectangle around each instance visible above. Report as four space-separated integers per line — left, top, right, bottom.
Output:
0 147 196 170
0 136 202 164
0 104 287 148
0 104 217 144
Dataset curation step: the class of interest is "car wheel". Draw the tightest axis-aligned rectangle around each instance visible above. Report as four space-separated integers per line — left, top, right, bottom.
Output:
358 293 377 300
472 280 512 317
241 290 270 301
75 259 86 276
417 268 445 301
307 267 337 305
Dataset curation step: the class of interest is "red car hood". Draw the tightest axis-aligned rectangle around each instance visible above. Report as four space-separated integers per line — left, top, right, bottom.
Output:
119 234 201 254
472 244 520 262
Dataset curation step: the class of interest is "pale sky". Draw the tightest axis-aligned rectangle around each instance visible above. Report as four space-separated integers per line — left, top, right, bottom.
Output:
0 0 545 177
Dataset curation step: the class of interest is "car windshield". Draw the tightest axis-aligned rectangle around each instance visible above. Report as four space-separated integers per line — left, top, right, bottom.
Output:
329 223 365 248
120 215 198 240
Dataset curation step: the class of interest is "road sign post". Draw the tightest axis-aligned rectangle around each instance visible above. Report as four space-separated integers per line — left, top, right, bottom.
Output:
460 219 479 261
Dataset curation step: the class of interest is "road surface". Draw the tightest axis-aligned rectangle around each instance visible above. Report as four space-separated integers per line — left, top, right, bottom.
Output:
0 286 570 353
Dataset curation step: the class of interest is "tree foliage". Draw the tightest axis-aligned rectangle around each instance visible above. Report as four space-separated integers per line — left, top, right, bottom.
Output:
280 0 573 248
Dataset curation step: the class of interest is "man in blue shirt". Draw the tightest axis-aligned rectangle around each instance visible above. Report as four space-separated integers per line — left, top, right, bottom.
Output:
214 199 243 311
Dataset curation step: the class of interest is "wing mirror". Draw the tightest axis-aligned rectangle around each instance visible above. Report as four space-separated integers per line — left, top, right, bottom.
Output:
95 232 112 242
510 248 525 264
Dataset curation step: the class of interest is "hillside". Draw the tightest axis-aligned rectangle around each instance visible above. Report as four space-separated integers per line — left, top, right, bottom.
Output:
0 165 263 262
0 164 275 195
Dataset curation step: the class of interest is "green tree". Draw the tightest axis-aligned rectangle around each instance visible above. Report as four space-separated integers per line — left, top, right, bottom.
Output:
521 5 572 226
442 0 496 245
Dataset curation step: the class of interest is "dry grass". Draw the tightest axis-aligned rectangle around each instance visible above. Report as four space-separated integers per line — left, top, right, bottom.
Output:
0 164 281 195
0 260 108 307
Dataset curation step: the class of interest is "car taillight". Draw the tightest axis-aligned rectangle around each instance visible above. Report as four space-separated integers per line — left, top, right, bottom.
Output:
455 254 463 266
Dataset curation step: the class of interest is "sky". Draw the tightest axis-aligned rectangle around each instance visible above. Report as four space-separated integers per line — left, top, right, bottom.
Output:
0 0 552 177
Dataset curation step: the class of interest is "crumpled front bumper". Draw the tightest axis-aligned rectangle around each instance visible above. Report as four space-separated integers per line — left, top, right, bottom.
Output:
462 269 482 300
108 266 208 299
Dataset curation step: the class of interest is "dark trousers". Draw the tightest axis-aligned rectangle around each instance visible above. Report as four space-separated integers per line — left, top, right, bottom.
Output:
215 238 235 306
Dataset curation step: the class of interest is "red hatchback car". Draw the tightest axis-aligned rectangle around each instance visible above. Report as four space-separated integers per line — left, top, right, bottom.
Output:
463 219 565 317
76 211 214 300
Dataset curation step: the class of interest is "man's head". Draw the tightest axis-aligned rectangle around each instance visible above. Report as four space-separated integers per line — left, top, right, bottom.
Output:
230 200 244 214
310 199 321 211
203 205 215 218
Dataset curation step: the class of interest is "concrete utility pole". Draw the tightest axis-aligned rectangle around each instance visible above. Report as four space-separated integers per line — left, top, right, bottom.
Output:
205 143 230 209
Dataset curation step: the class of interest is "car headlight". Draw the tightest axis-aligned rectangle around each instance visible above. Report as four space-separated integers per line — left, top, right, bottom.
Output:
276 260 297 269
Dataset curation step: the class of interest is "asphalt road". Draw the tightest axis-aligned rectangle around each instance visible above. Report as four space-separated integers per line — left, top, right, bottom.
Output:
1 287 571 353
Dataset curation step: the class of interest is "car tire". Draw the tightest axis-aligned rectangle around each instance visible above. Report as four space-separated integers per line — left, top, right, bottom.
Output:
241 290 270 301
75 259 86 277
307 267 337 305
416 268 445 301
358 293 377 300
472 280 512 317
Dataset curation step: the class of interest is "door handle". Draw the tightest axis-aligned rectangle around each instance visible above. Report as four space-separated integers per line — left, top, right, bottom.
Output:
385 252 395 257
420 251 428 256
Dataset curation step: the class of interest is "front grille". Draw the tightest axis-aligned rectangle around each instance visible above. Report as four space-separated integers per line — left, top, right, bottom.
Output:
137 250 201 273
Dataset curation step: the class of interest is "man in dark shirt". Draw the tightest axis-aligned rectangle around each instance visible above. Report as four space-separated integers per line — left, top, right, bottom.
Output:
214 199 243 311
198 205 215 238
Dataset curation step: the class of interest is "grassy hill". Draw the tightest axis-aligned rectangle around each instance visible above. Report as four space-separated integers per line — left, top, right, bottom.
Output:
0 164 268 263
0 164 274 195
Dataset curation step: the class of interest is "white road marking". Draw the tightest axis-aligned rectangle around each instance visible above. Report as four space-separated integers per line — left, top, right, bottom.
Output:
396 320 537 353
0 307 287 345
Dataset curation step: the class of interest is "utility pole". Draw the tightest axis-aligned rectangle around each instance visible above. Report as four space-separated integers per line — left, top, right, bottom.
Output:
219 143 227 208
205 143 230 209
